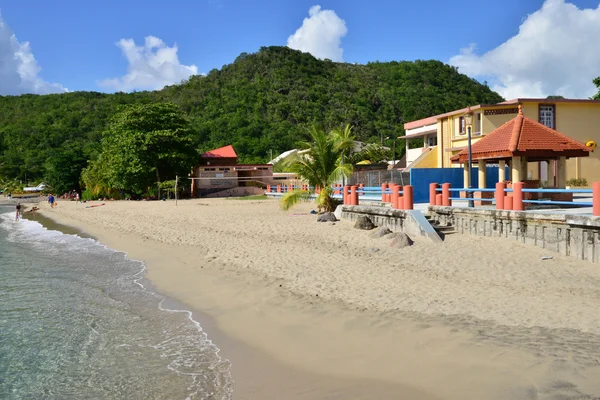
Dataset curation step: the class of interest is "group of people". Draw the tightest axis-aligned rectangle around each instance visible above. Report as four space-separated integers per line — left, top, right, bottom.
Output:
14 203 40 221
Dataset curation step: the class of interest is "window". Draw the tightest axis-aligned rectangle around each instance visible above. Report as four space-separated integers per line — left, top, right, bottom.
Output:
458 117 465 134
539 104 555 129
427 136 438 146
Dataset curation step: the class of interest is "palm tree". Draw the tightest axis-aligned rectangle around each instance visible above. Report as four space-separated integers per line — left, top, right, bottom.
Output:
280 125 354 212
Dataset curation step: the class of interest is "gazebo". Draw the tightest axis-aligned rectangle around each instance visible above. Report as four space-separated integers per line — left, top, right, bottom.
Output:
451 105 591 196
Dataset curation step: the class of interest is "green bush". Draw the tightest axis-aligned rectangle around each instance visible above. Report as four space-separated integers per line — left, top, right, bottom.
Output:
566 178 588 187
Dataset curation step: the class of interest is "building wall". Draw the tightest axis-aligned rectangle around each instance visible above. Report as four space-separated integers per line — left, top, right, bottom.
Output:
441 118 451 167
195 167 238 188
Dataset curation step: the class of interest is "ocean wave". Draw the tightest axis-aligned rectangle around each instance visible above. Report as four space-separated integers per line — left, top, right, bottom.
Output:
0 210 234 399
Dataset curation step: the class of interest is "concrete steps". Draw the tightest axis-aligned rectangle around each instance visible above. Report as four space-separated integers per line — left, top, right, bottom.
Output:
425 214 457 238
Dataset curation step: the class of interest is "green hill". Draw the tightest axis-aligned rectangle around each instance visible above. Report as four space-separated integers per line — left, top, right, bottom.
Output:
0 46 503 191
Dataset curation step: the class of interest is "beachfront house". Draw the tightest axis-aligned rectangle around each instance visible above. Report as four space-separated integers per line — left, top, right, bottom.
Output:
403 98 600 184
190 145 274 197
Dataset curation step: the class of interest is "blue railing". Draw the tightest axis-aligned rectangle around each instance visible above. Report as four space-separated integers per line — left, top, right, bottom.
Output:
432 185 594 209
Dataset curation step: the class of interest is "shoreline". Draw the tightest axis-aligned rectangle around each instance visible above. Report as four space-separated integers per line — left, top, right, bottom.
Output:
32 199 600 399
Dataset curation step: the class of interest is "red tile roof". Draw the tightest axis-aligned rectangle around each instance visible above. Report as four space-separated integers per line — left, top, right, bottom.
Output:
201 145 238 159
451 106 591 163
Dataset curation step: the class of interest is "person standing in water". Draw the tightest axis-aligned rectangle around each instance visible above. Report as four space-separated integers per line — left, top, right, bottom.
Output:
15 203 21 221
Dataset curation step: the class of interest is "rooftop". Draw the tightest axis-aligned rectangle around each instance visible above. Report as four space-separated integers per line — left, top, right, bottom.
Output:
201 145 238 159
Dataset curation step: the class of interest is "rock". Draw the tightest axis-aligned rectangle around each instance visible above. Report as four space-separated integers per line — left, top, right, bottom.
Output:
368 247 380 253
329 222 336 226
370 227 393 238
354 216 376 230
389 233 414 249
317 212 337 222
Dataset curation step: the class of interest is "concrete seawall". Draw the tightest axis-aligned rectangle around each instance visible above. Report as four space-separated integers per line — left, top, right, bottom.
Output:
341 205 441 242
429 206 600 263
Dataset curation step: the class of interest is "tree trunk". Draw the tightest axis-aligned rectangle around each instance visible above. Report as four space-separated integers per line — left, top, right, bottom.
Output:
156 166 161 200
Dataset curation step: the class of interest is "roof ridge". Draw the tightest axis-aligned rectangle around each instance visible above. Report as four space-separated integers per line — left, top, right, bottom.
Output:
508 114 523 152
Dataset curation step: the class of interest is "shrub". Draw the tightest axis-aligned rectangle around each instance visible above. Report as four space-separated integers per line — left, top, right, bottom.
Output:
566 178 588 187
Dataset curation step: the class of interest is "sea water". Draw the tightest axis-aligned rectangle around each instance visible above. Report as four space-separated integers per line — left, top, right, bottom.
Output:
0 207 233 399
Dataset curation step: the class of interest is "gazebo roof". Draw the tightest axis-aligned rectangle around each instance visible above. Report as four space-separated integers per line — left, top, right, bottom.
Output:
451 106 591 163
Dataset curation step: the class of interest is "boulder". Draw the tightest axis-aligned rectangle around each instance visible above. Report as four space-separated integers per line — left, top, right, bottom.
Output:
317 212 337 222
354 216 376 230
389 233 414 249
370 227 393 238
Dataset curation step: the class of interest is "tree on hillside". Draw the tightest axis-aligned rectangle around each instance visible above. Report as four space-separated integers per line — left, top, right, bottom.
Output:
93 103 197 196
44 141 87 195
593 77 600 100
280 125 354 213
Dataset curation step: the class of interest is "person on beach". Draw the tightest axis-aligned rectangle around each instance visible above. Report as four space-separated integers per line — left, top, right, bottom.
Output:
75 192 80 203
15 203 21 221
48 194 56 208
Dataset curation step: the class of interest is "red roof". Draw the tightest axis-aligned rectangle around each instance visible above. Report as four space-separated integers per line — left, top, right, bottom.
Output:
451 106 591 163
201 145 237 159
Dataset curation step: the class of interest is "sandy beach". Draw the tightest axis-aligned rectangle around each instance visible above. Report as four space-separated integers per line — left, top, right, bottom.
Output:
35 198 600 399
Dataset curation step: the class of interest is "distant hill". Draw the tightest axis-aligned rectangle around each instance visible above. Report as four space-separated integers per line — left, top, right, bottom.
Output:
0 45 504 188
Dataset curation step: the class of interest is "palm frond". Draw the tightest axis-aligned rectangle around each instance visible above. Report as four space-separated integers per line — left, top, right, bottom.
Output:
280 189 313 211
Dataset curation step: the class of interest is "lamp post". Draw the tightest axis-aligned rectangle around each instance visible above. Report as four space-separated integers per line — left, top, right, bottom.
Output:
465 108 474 207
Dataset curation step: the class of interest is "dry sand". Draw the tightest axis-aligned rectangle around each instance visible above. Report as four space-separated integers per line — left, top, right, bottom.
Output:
36 198 600 399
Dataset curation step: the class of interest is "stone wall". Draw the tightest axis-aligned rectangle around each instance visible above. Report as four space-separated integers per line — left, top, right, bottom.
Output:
428 206 600 263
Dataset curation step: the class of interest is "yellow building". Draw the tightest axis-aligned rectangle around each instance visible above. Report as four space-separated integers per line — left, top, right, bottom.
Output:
403 98 600 185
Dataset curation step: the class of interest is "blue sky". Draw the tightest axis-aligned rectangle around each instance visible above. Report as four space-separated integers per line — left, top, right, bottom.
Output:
1 0 599 97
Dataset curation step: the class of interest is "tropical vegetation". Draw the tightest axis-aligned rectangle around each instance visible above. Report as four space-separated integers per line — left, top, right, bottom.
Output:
0 46 508 196
280 125 354 212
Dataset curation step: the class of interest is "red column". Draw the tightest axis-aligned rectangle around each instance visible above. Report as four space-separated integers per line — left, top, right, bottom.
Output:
404 185 414 210
391 185 400 209
504 195 513 210
343 185 350 205
350 185 358 206
593 182 600 217
277 185 281 193
266 185 271 193
429 183 439 206
513 182 524 211
397 196 404 210
495 182 506 210
442 183 451 206
334 184 341 195
381 183 387 202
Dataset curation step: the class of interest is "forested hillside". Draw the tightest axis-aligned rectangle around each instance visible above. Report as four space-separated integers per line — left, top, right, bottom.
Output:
0 46 504 191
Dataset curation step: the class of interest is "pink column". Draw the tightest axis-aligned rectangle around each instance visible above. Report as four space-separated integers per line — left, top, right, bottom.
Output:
429 183 439 206
350 185 358 206
343 185 350 205
391 185 400 209
593 182 600 217
504 196 513 210
495 182 506 210
404 185 414 210
442 183 451 206
513 182 524 211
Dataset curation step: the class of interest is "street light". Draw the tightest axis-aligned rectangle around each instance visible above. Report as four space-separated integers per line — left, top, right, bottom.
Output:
465 108 474 207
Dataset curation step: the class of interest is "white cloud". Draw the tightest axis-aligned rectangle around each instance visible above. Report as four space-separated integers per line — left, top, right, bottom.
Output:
0 11 66 95
287 5 347 62
99 35 198 92
449 0 600 99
